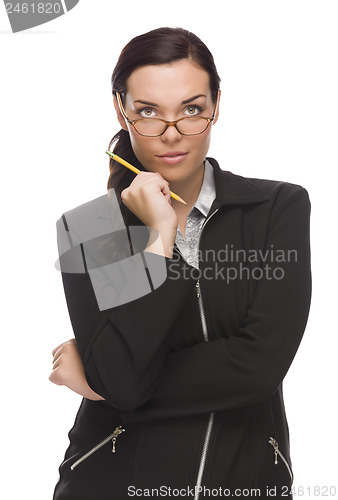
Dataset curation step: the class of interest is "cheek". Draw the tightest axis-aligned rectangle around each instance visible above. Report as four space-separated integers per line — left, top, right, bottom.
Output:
129 132 153 159
189 131 212 156
129 132 142 153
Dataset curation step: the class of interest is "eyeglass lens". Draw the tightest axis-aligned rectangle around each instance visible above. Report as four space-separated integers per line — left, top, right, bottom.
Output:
134 117 209 136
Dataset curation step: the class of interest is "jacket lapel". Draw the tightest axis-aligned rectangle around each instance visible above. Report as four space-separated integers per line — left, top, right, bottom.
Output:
206 157 269 216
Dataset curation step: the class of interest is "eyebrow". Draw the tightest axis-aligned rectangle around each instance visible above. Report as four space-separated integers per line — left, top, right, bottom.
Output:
133 94 207 107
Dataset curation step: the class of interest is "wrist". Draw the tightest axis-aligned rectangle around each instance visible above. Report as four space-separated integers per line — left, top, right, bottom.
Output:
145 227 176 259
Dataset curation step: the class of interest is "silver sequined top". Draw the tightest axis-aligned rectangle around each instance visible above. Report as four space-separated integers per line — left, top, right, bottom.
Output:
175 160 216 269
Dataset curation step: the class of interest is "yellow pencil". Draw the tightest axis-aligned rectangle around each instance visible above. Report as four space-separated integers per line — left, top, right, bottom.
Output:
106 150 187 205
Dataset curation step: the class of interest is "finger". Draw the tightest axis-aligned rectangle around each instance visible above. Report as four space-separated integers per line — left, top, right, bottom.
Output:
51 338 76 357
142 173 170 194
52 348 63 364
136 171 165 186
65 338 76 345
52 352 62 367
52 342 66 357
53 341 77 362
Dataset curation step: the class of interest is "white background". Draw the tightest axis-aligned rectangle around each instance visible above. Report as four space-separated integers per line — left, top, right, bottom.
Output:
1 1 337 498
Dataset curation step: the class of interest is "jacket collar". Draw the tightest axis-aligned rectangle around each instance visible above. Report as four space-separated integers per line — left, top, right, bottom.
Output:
206 157 269 215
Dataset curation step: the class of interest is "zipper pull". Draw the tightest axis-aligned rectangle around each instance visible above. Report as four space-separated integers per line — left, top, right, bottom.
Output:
196 280 200 298
111 425 125 453
269 437 279 464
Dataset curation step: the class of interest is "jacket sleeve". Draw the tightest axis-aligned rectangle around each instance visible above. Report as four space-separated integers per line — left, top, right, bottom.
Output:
56 217 197 411
118 186 312 424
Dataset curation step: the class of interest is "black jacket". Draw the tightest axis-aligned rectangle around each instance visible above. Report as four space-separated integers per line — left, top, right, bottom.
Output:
52 158 311 500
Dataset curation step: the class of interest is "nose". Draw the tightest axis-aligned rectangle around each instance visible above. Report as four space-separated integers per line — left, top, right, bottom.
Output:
160 123 182 143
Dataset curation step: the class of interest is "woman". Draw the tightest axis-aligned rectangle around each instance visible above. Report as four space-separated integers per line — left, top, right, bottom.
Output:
50 27 311 499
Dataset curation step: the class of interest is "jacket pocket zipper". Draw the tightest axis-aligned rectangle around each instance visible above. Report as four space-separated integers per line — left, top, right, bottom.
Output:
268 437 294 483
70 425 125 471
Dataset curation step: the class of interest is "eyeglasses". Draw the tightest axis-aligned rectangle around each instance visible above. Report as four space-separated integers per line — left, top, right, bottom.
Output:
116 91 219 137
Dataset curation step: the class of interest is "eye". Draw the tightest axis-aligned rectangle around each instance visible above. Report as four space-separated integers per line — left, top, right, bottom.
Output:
184 105 203 116
137 107 157 118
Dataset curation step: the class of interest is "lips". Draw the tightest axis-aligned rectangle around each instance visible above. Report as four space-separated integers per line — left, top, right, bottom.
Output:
156 151 188 165
157 151 187 158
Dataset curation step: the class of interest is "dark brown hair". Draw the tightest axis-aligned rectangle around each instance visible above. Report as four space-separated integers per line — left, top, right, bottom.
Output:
107 27 221 227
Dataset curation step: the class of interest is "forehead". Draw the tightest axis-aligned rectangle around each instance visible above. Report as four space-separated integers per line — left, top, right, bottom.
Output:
125 59 211 103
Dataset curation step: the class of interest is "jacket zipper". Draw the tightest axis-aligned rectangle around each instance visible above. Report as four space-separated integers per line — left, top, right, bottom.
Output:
70 425 125 471
193 208 219 500
268 437 294 483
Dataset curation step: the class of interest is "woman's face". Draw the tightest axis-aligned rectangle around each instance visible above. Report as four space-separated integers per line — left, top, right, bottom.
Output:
114 59 220 186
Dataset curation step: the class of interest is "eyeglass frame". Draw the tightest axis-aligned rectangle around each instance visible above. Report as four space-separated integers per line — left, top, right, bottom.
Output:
115 90 220 137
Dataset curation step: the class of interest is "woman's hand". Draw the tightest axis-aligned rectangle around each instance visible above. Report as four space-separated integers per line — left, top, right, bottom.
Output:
121 171 178 230
49 338 104 401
